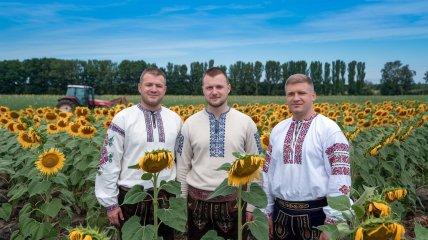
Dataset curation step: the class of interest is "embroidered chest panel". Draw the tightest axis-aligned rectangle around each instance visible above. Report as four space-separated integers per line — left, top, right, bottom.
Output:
207 110 228 157
282 115 316 165
138 104 165 143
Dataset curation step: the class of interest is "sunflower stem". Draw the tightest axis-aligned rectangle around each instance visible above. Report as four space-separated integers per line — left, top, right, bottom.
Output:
152 173 159 240
237 186 243 240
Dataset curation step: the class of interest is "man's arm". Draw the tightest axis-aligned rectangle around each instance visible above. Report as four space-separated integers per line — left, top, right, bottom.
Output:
322 130 352 224
95 116 125 225
176 123 193 198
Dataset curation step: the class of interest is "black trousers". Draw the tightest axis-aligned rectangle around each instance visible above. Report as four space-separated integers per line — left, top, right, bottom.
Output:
118 187 174 240
187 194 246 240
272 198 327 240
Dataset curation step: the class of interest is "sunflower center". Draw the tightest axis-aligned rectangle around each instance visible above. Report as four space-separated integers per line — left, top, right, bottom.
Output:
42 153 59 168
232 162 260 177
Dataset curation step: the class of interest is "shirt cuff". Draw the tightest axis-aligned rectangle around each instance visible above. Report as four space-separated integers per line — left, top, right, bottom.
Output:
106 204 119 213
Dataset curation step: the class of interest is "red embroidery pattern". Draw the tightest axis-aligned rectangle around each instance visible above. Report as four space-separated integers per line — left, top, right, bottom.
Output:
339 185 350 195
283 114 317 165
324 217 336 224
326 143 350 176
282 121 296 164
332 167 350 175
328 155 350 165
325 143 349 156
263 144 272 173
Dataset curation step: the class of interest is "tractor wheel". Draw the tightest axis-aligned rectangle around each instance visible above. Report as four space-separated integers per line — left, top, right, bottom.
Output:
57 99 76 112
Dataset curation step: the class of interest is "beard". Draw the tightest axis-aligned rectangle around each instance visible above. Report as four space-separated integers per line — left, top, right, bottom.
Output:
206 98 227 108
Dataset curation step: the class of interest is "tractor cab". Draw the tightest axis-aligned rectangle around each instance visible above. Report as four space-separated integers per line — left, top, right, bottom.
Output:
65 85 94 105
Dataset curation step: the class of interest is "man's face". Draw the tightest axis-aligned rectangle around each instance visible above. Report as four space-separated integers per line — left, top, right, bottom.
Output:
138 73 166 108
285 82 316 117
202 74 231 108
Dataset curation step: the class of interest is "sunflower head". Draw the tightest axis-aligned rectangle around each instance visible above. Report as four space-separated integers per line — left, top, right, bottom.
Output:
260 132 270 150
18 130 41 149
82 235 92 240
78 125 97 139
384 188 407 202
47 123 59 134
366 201 391 217
45 112 58 121
69 229 83 240
35 148 65 176
56 119 69 130
67 122 81 137
228 153 265 186
75 107 90 117
138 149 174 173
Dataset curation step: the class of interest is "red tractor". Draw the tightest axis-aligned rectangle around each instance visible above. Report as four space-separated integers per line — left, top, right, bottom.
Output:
57 85 128 112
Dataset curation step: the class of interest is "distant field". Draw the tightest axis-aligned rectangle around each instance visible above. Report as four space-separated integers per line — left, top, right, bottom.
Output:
0 94 427 110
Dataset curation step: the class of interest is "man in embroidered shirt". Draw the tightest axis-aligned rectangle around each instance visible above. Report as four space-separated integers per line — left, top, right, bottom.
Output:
95 67 182 239
262 74 351 240
176 67 263 240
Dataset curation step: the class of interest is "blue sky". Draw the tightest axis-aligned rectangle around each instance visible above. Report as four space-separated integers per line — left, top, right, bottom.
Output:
1 0 427 83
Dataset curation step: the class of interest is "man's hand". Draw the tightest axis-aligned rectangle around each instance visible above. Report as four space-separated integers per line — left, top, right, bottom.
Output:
107 207 124 226
320 232 329 240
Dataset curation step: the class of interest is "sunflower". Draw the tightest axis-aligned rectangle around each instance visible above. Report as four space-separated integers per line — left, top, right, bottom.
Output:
228 154 265 186
35 148 65 176
0 106 9 113
18 130 40 149
67 122 81 137
260 132 269 150
369 144 382 157
366 201 391 217
138 149 174 173
103 118 112 129
7 122 17 132
69 229 83 240
44 111 57 121
8 111 20 119
384 188 407 202
78 125 97 139
47 123 59 134
83 235 92 240
75 107 90 117
56 119 69 131
343 116 355 126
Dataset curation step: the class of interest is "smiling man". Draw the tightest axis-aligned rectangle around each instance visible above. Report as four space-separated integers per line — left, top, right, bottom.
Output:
262 74 351 240
176 67 262 240
95 67 182 240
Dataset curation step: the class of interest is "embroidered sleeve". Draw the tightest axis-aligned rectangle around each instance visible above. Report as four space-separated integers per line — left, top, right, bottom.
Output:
261 136 275 215
244 120 261 155
323 130 352 223
95 115 125 208
176 123 193 198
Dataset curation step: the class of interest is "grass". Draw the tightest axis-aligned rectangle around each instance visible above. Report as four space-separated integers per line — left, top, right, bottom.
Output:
0 94 427 110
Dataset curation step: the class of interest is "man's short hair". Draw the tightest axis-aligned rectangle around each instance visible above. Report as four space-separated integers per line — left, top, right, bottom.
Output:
285 74 314 91
140 67 166 82
203 67 229 84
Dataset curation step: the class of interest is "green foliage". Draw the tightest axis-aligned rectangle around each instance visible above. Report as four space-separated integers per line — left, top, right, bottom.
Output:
157 197 187 232
122 185 148 205
246 209 269 240
415 222 428 240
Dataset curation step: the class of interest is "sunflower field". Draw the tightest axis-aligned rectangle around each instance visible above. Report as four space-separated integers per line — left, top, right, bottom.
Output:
0 100 427 239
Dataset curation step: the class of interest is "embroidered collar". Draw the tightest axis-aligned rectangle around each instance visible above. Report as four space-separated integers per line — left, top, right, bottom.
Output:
204 107 231 119
137 103 162 114
292 112 318 122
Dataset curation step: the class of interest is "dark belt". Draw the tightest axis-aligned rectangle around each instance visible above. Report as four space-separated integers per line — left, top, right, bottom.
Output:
275 197 327 211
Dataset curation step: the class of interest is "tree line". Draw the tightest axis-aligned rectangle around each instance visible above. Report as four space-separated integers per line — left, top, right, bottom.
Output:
0 58 424 95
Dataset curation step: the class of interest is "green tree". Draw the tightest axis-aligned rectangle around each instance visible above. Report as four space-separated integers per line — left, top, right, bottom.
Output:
323 62 331 95
380 61 416 95
424 71 428 83
253 61 263 95
356 62 366 95
309 61 323 93
0 60 25 94
347 61 357 95
265 61 281 95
